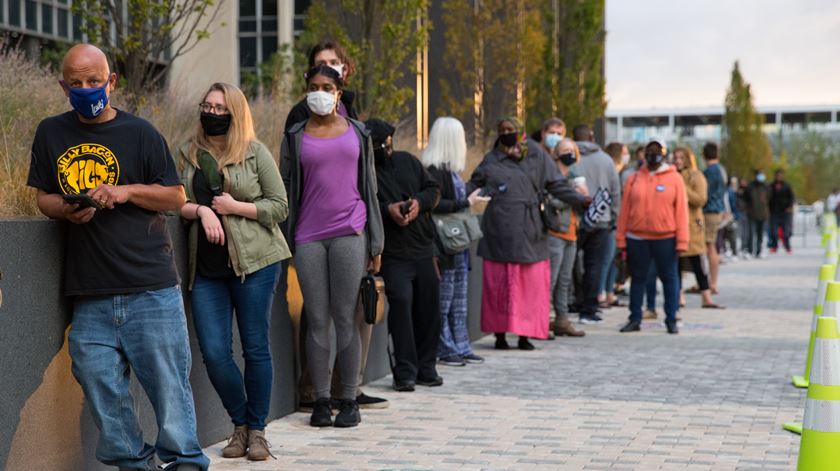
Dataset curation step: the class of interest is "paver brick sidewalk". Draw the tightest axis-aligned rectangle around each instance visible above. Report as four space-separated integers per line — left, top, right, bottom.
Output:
205 237 820 470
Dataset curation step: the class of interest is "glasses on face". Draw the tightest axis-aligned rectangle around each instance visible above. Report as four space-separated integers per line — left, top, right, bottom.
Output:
199 102 228 115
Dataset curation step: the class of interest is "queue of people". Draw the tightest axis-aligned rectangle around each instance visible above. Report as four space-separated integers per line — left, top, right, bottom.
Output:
27 41 797 471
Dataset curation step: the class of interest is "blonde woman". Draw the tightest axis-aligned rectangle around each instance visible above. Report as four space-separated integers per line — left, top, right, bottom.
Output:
175 82 290 461
423 117 490 366
673 147 723 309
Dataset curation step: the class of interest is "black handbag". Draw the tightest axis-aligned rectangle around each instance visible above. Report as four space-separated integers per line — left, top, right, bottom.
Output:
360 270 385 325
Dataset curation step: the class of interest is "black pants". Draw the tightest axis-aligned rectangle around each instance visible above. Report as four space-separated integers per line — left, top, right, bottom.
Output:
680 255 709 291
751 219 765 256
577 227 609 316
382 256 440 383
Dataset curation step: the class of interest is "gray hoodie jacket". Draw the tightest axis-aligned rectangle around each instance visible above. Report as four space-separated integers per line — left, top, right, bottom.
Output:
573 141 621 229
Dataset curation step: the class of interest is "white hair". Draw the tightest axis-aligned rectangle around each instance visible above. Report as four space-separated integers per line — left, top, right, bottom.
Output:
421 117 467 172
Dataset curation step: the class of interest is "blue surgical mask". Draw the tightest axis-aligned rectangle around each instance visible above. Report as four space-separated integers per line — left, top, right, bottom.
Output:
64 76 111 119
544 133 562 151
756 173 766 183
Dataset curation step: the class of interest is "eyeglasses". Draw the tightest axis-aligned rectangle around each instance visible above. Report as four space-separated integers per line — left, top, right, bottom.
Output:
199 102 228 115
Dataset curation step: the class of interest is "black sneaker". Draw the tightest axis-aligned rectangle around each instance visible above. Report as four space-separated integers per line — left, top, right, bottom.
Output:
579 313 604 325
494 335 510 350
438 355 466 367
463 353 485 364
416 375 444 387
517 337 535 350
392 379 415 392
665 320 679 334
619 320 641 332
309 398 333 427
357 392 389 409
333 400 361 428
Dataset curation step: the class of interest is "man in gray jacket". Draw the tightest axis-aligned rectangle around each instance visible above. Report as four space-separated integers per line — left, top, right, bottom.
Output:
572 125 621 324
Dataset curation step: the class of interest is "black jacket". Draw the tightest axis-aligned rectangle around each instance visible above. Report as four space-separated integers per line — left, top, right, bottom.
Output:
428 165 472 270
283 90 358 131
768 181 794 215
376 151 441 261
468 140 584 263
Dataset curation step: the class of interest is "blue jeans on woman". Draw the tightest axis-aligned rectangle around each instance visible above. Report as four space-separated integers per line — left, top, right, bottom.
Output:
627 238 679 323
69 286 209 470
599 228 617 296
191 263 279 430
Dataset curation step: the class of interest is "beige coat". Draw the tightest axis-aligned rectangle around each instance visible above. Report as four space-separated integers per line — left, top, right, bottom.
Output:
681 168 708 257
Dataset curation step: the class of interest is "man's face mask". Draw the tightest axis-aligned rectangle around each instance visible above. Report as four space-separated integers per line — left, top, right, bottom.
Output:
62 74 111 120
645 152 664 169
544 133 562 151
756 173 766 183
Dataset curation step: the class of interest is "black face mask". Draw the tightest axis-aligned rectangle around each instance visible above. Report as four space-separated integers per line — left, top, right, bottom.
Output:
200 112 232 136
557 152 576 167
645 152 663 169
374 143 392 164
498 132 518 147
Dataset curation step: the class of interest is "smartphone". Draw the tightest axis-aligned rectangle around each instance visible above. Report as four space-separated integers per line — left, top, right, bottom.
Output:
479 187 491 197
63 193 102 210
400 200 411 216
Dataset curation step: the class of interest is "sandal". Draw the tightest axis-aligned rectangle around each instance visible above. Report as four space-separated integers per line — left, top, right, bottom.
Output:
702 303 725 309
610 299 626 307
685 286 702 294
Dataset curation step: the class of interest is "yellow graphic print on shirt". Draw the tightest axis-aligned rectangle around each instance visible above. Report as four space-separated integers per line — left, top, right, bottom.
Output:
56 143 120 194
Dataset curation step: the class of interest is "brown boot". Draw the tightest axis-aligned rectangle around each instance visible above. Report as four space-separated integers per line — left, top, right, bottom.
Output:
247 429 275 461
221 425 248 458
553 317 585 337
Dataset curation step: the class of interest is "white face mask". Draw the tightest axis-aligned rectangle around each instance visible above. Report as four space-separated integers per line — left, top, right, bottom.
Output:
621 153 630 165
328 63 345 78
307 90 337 116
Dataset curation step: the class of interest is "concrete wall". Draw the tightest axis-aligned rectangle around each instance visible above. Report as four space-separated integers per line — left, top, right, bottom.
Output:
0 218 485 470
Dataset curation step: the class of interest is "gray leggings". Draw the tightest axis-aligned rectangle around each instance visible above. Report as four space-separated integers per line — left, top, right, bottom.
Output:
295 234 367 400
549 235 576 319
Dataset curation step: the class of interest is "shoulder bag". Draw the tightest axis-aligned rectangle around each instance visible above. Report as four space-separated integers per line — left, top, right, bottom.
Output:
360 270 386 325
432 210 483 255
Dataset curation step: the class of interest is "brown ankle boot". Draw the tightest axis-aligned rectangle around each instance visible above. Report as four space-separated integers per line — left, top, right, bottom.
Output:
553 317 585 337
247 429 275 461
221 425 248 458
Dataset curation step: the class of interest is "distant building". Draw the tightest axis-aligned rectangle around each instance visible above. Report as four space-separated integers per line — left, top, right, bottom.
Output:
606 105 840 147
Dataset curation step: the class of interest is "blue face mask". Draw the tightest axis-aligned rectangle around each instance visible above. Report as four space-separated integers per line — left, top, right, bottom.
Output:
544 133 562 151
756 173 766 183
64 76 111 119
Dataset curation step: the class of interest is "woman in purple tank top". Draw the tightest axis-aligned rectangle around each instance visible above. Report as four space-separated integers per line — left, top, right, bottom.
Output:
280 65 384 429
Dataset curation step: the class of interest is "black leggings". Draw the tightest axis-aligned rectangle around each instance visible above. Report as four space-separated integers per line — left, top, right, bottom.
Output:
680 255 710 291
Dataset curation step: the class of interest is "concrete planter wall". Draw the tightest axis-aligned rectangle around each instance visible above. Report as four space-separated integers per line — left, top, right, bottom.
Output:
0 218 484 470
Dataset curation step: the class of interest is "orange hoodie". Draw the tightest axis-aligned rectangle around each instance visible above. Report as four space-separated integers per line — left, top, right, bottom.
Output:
616 164 689 251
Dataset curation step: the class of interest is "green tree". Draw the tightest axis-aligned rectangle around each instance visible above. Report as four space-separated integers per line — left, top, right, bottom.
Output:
72 0 224 106
783 131 840 203
298 0 430 123
721 61 772 179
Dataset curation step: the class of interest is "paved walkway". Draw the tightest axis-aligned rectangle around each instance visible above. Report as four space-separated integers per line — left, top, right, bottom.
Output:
206 235 820 470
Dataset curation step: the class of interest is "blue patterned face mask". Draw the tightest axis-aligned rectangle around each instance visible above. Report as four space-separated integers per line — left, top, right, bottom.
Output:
544 133 562 151
63 75 110 119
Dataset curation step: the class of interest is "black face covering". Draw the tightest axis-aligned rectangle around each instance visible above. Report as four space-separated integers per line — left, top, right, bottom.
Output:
498 132 518 147
374 143 392 164
200 112 232 136
557 152 576 167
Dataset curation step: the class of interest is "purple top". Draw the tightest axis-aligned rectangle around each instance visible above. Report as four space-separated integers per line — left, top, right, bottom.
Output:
295 125 367 244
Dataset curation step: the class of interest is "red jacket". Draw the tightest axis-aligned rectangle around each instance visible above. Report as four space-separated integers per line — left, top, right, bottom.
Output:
616 164 689 251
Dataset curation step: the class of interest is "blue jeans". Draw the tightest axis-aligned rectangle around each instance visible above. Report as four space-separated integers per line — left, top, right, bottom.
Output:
646 263 658 311
191 263 279 430
69 286 209 471
627 238 679 323
599 229 617 295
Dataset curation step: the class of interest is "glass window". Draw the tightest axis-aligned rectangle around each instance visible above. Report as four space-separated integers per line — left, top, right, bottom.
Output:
41 4 53 34
262 19 276 32
238 19 256 32
9 0 20 27
239 0 255 17
0 0 5 25
262 0 277 16
72 12 81 40
57 8 68 38
295 0 310 15
240 37 257 68
262 36 277 61
25 0 35 30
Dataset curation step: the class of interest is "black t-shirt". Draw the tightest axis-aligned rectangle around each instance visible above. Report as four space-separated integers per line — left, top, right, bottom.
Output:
27 110 182 296
192 168 234 278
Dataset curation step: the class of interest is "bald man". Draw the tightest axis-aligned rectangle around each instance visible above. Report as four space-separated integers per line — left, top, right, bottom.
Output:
27 44 208 471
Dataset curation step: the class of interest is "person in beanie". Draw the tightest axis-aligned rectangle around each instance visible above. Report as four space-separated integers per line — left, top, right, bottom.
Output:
368 118 443 392
616 139 688 334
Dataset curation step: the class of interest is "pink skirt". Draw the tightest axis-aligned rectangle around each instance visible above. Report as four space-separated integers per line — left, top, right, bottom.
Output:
481 259 550 339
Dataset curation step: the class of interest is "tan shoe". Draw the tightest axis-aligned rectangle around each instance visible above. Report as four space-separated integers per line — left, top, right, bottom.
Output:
643 309 658 320
247 429 275 461
221 425 248 458
553 318 585 337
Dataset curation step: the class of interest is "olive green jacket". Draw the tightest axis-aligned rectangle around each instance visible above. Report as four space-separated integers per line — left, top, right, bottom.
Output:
176 140 291 289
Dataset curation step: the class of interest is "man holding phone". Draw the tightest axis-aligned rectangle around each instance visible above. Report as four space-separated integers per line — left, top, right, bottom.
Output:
26 44 208 471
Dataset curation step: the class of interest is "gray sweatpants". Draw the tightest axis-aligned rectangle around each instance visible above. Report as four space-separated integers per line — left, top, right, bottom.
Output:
295 234 367 400
549 235 576 319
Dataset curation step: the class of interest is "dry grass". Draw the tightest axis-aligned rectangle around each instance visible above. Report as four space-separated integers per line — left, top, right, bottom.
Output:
0 50 291 217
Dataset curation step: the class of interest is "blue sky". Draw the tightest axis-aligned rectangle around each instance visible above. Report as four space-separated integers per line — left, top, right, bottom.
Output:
605 0 840 110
